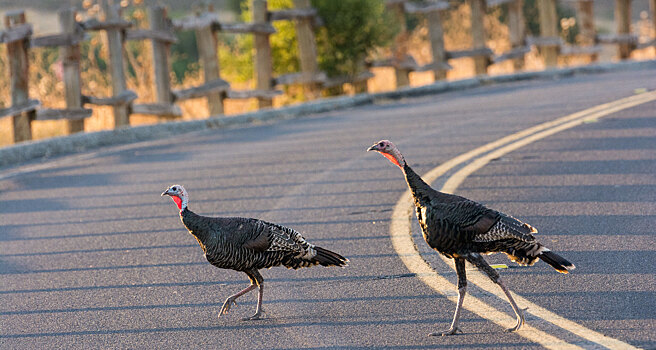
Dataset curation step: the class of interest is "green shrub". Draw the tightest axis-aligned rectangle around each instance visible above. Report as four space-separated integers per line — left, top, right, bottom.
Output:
514 0 579 44
312 0 396 78
219 0 396 84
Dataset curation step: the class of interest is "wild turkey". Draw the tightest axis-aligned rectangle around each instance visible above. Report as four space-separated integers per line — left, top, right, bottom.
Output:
161 184 348 320
367 140 574 335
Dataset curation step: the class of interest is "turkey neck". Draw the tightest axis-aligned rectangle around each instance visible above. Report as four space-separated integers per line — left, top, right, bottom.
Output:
179 207 214 252
402 163 454 204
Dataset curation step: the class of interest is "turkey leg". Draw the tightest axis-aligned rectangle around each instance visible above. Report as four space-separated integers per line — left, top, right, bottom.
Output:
219 284 256 317
431 258 467 336
219 269 265 320
242 269 265 320
466 253 524 332
243 284 264 321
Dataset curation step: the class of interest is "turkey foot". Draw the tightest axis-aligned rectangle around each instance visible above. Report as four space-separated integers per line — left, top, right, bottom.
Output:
497 279 524 333
241 285 265 321
219 297 237 317
429 327 462 336
242 309 264 321
219 284 258 318
505 314 524 332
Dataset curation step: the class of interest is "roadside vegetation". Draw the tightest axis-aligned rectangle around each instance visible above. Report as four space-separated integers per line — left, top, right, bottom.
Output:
1 0 654 146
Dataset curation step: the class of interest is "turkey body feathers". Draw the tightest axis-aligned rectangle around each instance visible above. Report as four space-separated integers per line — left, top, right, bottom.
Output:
162 183 348 320
368 139 575 334
403 164 573 272
180 208 348 272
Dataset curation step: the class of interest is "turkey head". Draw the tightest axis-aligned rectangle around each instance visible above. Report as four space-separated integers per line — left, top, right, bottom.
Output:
162 184 188 210
367 139 405 168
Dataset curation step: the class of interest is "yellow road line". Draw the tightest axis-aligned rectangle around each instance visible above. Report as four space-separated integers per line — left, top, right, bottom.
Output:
390 91 656 349
442 91 656 193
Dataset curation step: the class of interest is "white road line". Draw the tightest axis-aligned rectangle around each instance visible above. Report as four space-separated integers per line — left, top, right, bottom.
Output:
390 91 656 349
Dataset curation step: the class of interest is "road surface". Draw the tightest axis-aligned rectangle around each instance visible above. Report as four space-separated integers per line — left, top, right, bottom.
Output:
1 68 655 349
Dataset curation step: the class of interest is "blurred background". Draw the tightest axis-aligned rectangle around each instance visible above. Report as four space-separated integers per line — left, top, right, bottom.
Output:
1 0 655 146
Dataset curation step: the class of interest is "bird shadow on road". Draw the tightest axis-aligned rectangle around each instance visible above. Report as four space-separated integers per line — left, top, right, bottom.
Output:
0 273 418 295
0 293 435 317
514 290 654 321
0 315 513 341
266 345 535 350
0 226 179 242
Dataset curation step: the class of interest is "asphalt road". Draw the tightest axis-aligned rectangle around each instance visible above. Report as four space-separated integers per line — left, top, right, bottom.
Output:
1 68 655 349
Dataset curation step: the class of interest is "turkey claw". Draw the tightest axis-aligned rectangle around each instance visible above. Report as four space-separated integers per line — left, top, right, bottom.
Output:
505 324 522 333
429 327 462 336
242 313 262 321
242 308 265 321
505 318 524 332
219 298 237 317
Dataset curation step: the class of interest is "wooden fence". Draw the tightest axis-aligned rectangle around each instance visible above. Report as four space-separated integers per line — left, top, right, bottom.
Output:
1 0 655 144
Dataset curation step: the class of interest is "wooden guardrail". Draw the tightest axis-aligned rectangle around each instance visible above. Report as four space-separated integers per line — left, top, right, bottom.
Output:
0 0 328 143
1 0 655 145
372 0 526 86
1 9 94 142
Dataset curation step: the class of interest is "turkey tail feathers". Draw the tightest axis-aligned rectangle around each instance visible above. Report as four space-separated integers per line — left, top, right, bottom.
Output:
314 246 349 267
539 250 575 274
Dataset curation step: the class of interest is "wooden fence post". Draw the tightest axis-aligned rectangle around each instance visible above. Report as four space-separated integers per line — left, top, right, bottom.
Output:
615 0 632 59
194 2 224 116
389 2 411 87
252 0 274 108
575 0 597 62
5 11 33 143
538 0 559 68
351 61 370 94
100 0 130 127
292 0 321 99
427 10 447 80
59 8 85 134
507 0 526 71
469 0 488 75
148 5 175 119
651 0 656 45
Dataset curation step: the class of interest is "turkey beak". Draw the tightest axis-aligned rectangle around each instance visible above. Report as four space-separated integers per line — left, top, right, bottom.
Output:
161 190 170 196
367 145 378 152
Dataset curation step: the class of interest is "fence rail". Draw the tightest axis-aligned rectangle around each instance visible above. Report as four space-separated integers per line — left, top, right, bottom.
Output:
1 0 655 145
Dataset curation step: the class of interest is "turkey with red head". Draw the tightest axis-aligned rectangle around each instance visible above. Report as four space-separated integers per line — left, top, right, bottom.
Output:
368 140 574 335
162 184 348 320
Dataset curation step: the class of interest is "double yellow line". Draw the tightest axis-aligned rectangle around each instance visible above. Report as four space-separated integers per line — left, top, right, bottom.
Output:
390 91 656 349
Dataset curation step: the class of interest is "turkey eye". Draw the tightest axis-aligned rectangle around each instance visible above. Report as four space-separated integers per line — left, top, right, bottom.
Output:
172 187 177 191
378 142 384 147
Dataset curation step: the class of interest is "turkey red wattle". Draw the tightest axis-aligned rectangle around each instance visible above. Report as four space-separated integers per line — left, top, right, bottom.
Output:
382 153 401 167
171 195 183 210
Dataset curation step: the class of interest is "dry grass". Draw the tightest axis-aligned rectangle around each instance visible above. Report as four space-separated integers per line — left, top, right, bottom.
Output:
1 4 655 147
